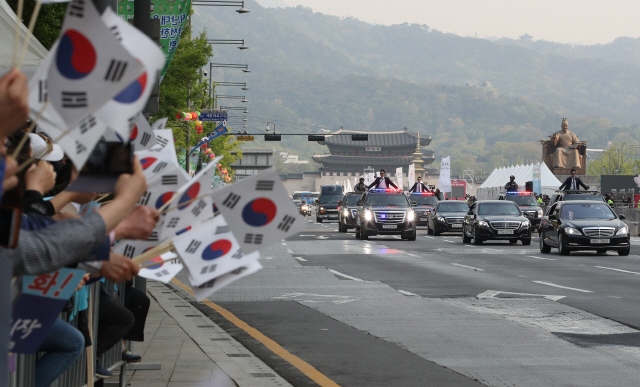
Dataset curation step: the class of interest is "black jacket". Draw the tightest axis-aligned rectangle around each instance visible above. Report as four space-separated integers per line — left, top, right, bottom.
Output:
505 181 519 191
559 176 589 191
354 182 367 192
408 182 430 193
367 177 398 189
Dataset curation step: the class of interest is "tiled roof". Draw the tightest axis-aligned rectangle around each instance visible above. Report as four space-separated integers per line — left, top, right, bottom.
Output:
320 130 431 147
312 154 435 166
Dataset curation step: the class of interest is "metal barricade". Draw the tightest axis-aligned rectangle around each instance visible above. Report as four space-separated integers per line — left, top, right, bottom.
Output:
10 281 131 387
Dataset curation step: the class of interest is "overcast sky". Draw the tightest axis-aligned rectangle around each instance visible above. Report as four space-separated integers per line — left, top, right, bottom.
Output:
269 0 640 45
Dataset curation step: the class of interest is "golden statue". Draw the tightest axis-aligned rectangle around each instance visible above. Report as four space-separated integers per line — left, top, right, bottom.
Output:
550 118 582 169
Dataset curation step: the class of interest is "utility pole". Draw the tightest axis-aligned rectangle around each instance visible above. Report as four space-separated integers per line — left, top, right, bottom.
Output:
186 84 191 175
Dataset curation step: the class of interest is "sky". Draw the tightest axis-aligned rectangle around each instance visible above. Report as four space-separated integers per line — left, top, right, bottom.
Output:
262 0 640 45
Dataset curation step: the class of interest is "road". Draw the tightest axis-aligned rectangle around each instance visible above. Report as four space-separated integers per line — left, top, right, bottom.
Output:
175 215 640 387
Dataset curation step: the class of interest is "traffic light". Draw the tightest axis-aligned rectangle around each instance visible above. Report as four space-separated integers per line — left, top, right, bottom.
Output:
351 134 368 141
264 134 281 141
308 135 325 141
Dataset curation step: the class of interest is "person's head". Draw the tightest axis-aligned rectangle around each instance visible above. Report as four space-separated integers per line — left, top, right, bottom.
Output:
510 175 515 181
379 169 385 177
561 118 569 132
570 169 576 176
359 177 364 183
417 176 422 182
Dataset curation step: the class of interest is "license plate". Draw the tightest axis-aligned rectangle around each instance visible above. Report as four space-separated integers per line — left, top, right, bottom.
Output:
452 224 462 228
329 214 338 218
382 225 397 229
591 239 610 244
420 217 429 221
498 230 514 235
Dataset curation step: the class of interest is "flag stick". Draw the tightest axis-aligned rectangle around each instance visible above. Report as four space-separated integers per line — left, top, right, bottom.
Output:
86 293 94 387
158 193 211 215
139 256 180 269
131 240 174 265
157 192 179 213
16 0 43 69
94 193 111 203
12 0 24 68
11 100 50 159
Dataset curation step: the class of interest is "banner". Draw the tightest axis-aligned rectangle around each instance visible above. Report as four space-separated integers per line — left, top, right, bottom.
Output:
533 163 542 194
396 167 403 189
439 157 452 193
117 0 192 78
408 164 415 188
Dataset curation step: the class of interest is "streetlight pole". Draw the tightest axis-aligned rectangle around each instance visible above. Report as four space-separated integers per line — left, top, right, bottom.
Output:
192 0 250 13
208 63 251 109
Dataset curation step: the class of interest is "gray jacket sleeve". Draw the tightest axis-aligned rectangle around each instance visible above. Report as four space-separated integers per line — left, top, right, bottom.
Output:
1 212 108 276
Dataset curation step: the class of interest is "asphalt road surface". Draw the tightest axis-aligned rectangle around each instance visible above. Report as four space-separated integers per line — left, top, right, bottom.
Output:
178 213 640 387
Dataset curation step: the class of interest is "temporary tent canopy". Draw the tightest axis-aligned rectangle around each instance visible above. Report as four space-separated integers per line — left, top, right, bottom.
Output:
477 163 561 200
0 1 47 74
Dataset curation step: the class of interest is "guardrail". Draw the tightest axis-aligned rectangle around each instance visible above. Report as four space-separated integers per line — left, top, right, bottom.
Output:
9 281 131 387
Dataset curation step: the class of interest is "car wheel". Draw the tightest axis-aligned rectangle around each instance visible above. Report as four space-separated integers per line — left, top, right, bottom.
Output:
558 233 570 255
539 231 552 253
433 227 441 236
509 239 518 244
316 217 322 223
473 227 483 245
360 223 368 240
521 238 531 246
618 246 631 256
407 230 417 241
355 224 360 239
462 227 472 243
427 221 434 235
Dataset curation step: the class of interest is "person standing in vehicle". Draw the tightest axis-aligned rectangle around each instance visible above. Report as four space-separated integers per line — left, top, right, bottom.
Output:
558 169 589 191
367 169 398 189
505 175 519 192
354 177 367 192
409 176 429 193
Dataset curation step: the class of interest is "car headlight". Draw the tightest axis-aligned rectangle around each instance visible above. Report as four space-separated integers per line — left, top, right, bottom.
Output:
343 209 349 216
364 210 372 221
437 216 445 222
521 220 530 228
616 226 628 236
320 206 324 211
477 220 489 227
537 209 543 217
407 211 415 221
564 227 581 235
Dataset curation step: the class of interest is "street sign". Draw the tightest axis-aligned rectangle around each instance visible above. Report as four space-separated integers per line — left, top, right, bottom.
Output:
200 110 228 122
237 136 254 141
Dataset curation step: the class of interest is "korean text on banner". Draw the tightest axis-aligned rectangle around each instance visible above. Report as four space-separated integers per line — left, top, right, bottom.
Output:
439 156 452 193
408 164 415 187
396 167 403 189
117 0 192 78
533 163 542 194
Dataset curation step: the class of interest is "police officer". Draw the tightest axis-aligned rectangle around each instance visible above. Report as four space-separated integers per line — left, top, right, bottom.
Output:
354 177 367 192
505 175 519 192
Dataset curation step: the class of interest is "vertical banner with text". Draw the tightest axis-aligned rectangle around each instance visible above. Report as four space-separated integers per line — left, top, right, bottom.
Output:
408 164 415 187
533 163 542 194
396 167 403 189
117 0 192 79
439 156 452 194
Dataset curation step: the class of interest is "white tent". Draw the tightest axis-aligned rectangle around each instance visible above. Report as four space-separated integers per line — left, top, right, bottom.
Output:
477 163 561 200
0 1 48 73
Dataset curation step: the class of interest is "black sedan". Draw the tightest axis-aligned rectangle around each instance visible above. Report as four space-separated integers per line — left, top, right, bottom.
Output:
427 200 469 236
409 192 439 226
462 200 531 245
338 192 362 232
539 200 630 256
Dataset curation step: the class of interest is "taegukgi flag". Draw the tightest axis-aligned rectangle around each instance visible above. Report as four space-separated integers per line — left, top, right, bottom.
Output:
214 168 304 254
46 0 143 129
137 252 183 284
191 258 262 302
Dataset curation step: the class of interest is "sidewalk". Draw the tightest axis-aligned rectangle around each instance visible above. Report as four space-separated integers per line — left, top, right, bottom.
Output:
119 282 292 387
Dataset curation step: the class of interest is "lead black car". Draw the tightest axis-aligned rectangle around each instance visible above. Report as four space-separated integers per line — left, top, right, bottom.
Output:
462 200 531 245
539 200 630 256
355 189 416 241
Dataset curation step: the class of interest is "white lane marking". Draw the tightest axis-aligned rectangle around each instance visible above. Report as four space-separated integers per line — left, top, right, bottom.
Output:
286 249 294 254
444 240 455 243
518 275 527 277
594 266 640 275
527 255 557 261
532 281 593 293
281 243 287 246
424 236 433 238
328 269 364 282
407 253 420 257
477 290 565 301
398 289 420 297
294 256 307 262
451 263 485 271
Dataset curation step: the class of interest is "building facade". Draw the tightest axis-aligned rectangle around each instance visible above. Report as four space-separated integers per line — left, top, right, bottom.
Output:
229 148 275 180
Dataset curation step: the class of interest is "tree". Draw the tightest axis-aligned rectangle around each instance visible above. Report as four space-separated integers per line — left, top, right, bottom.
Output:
8 0 66 50
588 142 640 176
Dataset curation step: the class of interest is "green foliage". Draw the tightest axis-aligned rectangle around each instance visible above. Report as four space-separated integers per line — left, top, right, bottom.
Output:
8 0 66 50
588 143 640 176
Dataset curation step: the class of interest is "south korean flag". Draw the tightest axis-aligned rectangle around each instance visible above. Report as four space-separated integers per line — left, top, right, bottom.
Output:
191 257 262 302
173 216 251 286
112 239 158 260
55 114 107 169
214 168 304 254
137 252 183 284
137 162 189 212
95 9 164 138
46 0 143 129
147 129 177 164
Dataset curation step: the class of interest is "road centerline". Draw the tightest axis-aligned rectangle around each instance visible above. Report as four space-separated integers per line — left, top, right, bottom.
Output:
532 280 593 293
594 266 640 275
451 263 485 271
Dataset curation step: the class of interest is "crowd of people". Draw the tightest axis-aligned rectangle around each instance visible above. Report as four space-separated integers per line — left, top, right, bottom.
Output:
1 68 159 386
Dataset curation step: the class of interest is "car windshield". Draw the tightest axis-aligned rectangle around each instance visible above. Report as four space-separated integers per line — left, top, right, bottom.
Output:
366 194 409 207
564 194 604 201
505 195 538 206
319 194 343 204
438 202 469 212
478 203 520 215
412 195 438 205
561 203 616 220
344 195 361 205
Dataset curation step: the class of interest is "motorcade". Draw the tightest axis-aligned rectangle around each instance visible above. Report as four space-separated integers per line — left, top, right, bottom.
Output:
498 191 543 231
427 200 469 236
315 185 343 223
462 200 531 245
355 188 416 241
539 200 630 256
409 192 439 226
338 192 362 232
545 190 604 213
299 201 311 216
